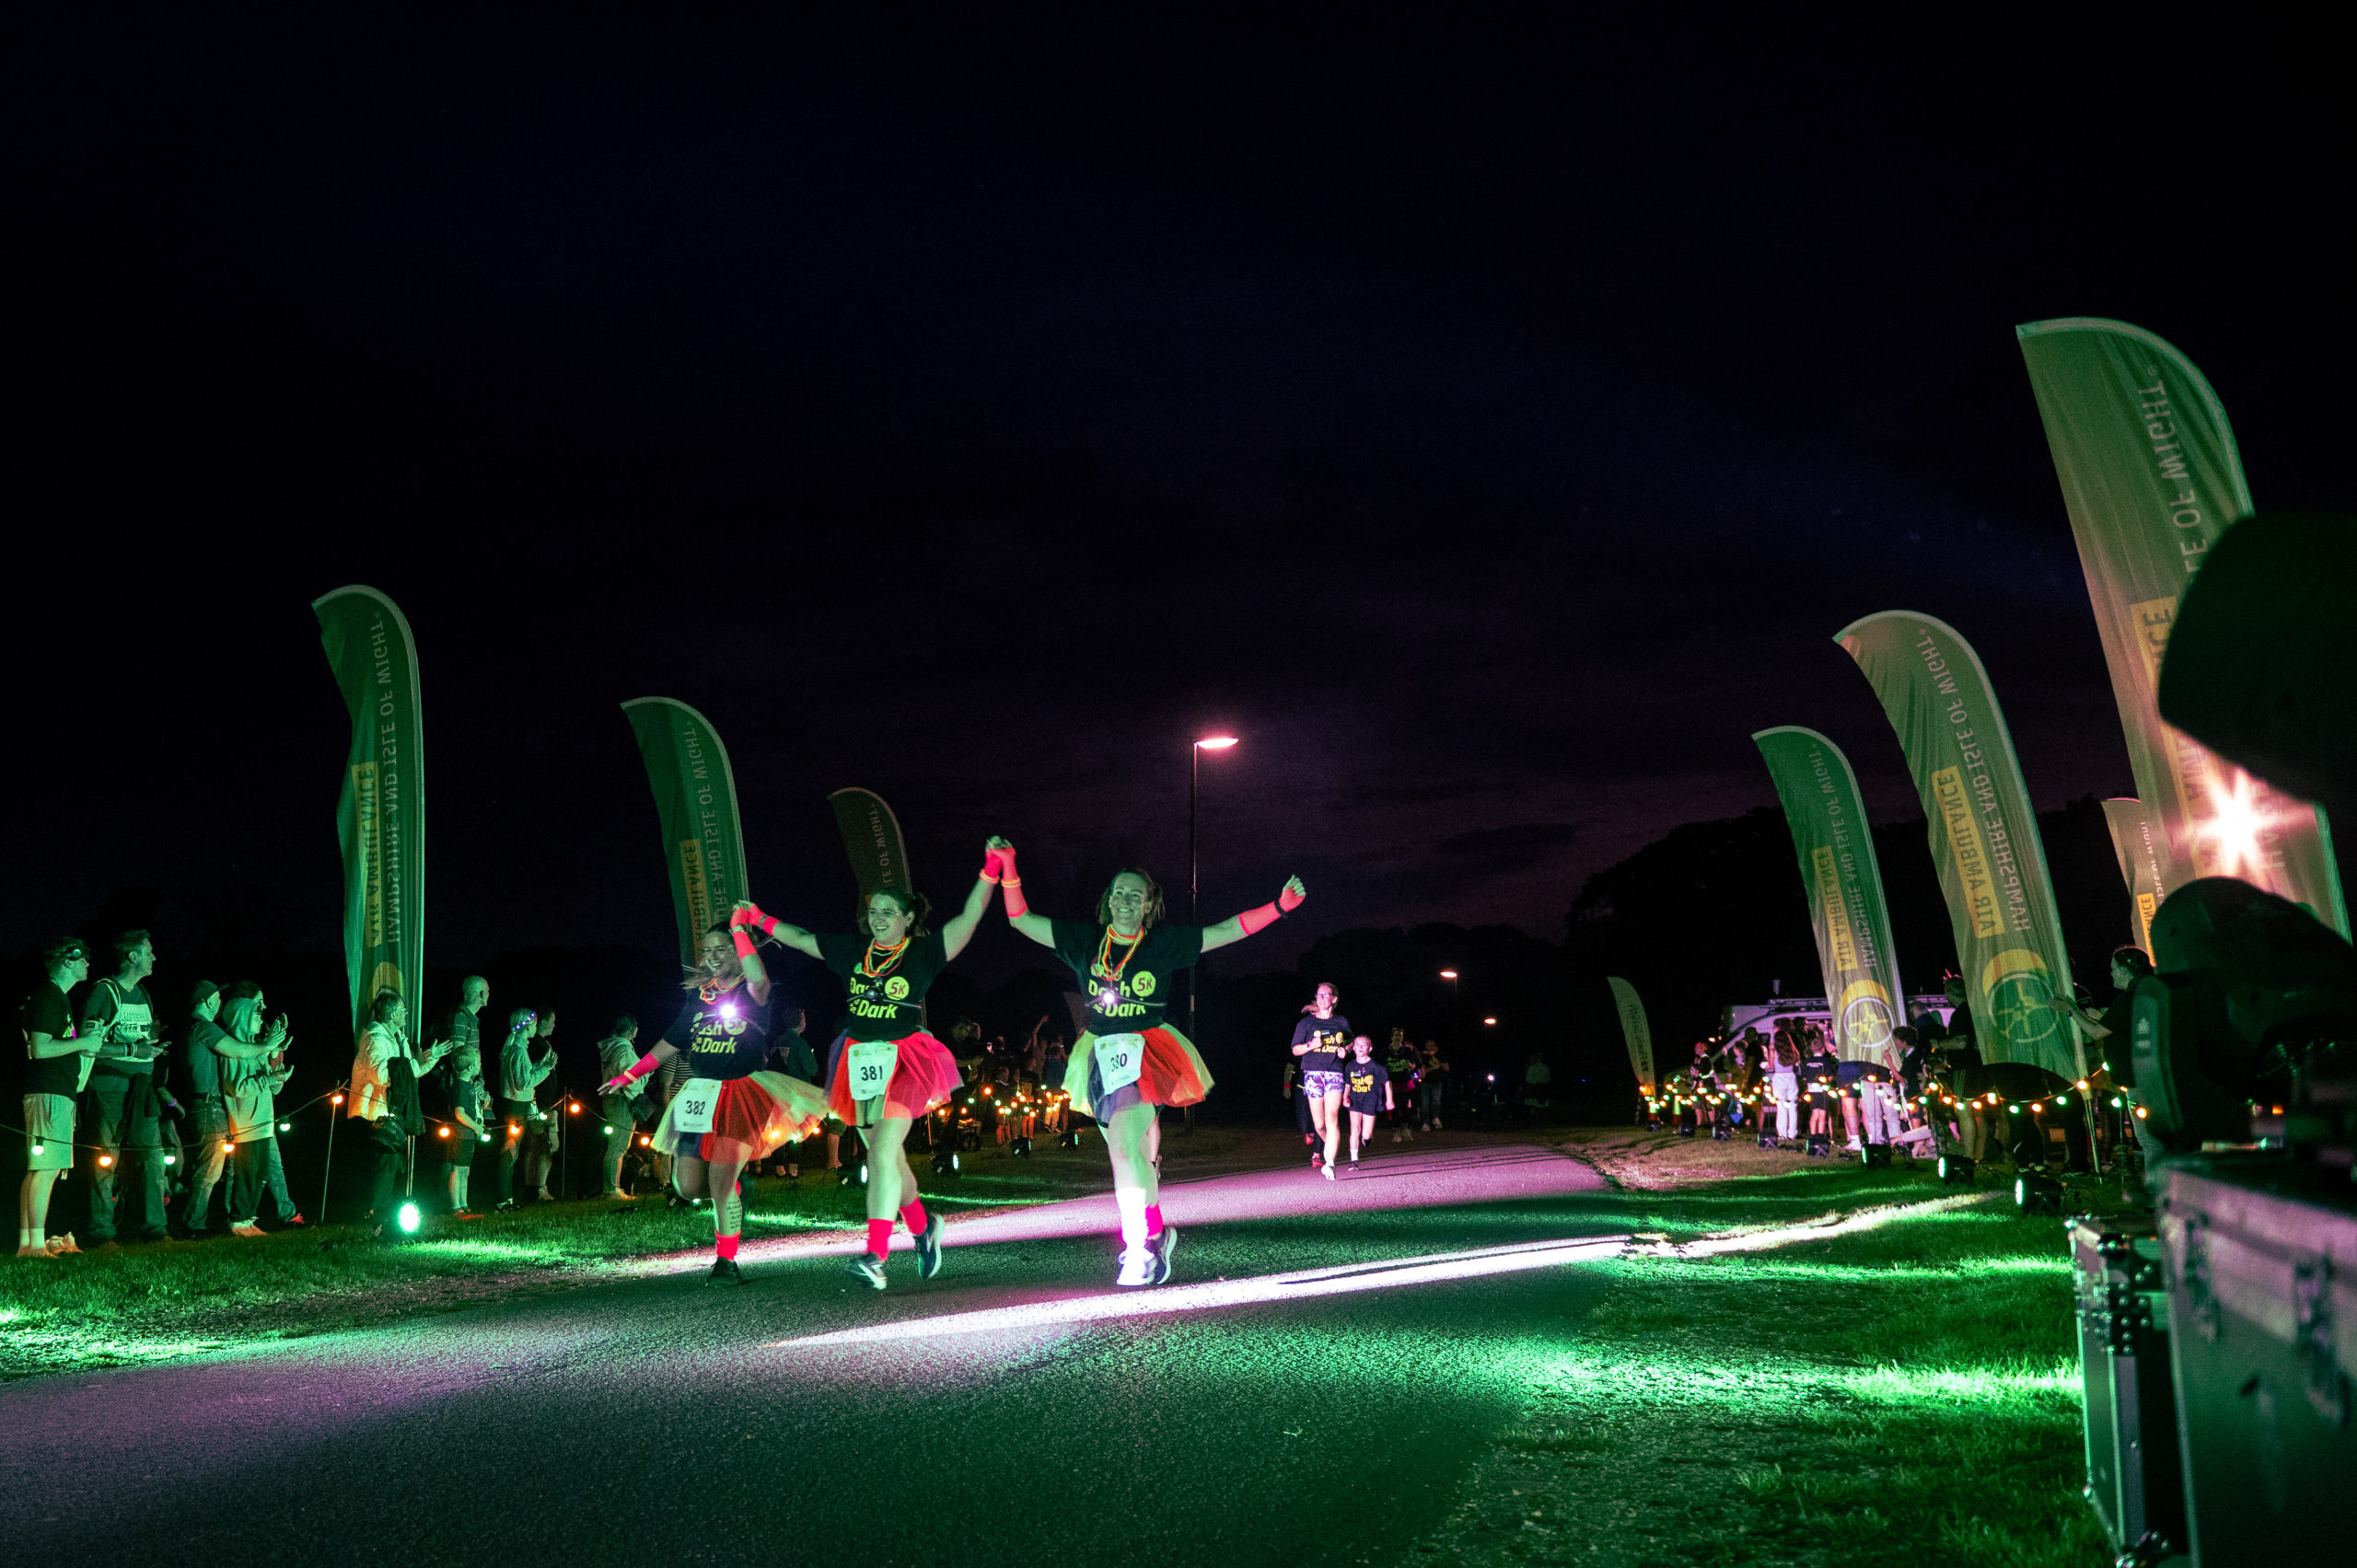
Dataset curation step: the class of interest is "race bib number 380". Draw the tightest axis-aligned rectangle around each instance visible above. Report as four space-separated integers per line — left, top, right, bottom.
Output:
847 1040 900 1100
673 1078 721 1134
1092 1032 1146 1094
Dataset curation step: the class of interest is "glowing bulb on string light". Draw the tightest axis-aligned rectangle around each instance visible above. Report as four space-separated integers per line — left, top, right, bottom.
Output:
331 1093 344 1106
397 1202 422 1235
278 1121 290 1132
437 1126 450 1139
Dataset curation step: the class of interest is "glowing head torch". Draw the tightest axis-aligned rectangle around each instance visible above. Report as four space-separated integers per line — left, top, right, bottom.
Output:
721 1002 738 1019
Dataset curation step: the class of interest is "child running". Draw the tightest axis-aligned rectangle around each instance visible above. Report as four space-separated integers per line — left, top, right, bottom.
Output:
1341 1035 1392 1168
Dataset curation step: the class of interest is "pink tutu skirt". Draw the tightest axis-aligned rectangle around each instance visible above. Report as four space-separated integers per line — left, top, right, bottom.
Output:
652 1071 829 1164
826 1030 963 1125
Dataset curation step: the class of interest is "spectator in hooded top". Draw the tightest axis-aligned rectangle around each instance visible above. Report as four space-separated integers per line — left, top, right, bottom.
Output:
179 979 283 1237
78 930 171 1245
220 985 296 1236
597 1014 647 1198
497 1008 556 1209
19 938 99 1259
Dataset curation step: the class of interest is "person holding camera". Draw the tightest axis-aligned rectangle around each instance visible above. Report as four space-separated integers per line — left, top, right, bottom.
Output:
78 930 170 1245
220 984 296 1235
180 979 284 1237
19 938 99 1258
495 1008 555 1209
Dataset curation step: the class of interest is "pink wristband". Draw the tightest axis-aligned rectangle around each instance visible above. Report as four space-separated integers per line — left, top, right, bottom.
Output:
616 1051 662 1087
1237 901 1282 935
1002 877 1028 920
979 847 1004 885
732 928 757 958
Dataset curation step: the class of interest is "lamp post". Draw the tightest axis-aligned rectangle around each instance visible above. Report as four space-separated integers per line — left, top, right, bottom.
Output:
1188 735 1238 1063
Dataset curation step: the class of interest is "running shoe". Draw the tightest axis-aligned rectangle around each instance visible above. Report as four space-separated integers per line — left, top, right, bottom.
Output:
913 1213 946 1280
1114 1246 1156 1288
229 1223 266 1238
1148 1223 1179 1286
845 1251 888 1291
708 1256 743 1285
1320 1162 1337 1182
1309 1151 1323 1169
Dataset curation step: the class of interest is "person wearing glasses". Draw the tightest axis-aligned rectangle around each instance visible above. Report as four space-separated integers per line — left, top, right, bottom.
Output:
18 939 99 1258
993 838 1306 1288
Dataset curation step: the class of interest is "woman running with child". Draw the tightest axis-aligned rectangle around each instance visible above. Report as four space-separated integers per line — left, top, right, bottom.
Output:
599 919 829 1283
736 849 999 1291
1290 983 1352 1177
993 835 1306 1287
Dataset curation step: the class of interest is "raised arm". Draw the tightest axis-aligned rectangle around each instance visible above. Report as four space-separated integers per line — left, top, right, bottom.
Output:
939 845 1005 961
734 915 773 1006
736 900 820 962
1202 877 1307 953
992 838 1057 948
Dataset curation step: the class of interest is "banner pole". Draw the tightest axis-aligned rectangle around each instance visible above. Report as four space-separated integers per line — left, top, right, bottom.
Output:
318 1106 337 1226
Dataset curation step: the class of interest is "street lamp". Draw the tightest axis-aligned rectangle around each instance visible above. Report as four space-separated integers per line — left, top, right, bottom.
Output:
1188 735 1239 1059
1439 969 1458 999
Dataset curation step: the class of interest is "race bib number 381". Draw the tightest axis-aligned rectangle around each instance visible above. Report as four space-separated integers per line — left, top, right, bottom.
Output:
673 1078 721 1134
1092 1032 1146 1094
847 1040 900 1100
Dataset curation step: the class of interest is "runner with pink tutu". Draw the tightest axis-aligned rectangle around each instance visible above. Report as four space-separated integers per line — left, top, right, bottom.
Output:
737 848 1001 1291
599 918 828 1283
992 835 1306 1288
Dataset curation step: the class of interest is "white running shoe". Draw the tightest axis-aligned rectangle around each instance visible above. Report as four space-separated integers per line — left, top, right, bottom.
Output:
1320 1162 1337 1182
1115 1246 1156 1287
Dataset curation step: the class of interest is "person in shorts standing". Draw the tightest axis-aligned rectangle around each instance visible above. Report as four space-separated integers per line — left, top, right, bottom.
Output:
1342 1035 1392 1167
19 939 99 1258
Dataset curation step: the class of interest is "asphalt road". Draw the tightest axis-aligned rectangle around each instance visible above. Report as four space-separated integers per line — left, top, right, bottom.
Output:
1 1140 1616 1567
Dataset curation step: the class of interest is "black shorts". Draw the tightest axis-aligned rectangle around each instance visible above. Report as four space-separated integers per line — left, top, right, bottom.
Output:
1346 1098 1386 1117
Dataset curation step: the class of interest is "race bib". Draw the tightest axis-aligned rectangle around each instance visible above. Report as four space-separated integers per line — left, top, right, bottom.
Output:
673 1078 721 1134
846 1040 900 1101
1092 1032 1146 1094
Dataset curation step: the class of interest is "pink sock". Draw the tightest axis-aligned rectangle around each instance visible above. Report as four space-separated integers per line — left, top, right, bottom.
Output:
866 1218 894 1257
715 1234 740 1261
900 1201 929 1235
1144 1204 1164 1238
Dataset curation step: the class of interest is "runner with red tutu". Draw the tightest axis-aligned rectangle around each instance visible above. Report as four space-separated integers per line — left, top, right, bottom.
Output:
993 835 1306 1287
598 919 828 1283
738 849 1000 1290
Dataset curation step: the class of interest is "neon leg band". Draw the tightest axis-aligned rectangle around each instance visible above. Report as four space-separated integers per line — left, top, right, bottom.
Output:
1115 1189 1147 1248
1144 1203 1164 1238
716 1234 740 1260
732 928 757 958
1001 877 1028 920
1237 901 1282 935
866 1218 894 1257
900 1201 929 1234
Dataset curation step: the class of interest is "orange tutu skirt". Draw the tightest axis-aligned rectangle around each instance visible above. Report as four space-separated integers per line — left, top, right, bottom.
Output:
1062 1024 1214 1117
651 1071 829 1164
825 1030 963 1125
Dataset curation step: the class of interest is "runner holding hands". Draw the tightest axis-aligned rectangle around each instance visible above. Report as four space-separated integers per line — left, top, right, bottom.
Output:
1291 984 1351 1179
736 853 997 1291
993 835 1306 1287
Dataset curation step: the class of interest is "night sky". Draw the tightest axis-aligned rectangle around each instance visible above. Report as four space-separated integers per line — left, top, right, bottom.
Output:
6 9 2348 988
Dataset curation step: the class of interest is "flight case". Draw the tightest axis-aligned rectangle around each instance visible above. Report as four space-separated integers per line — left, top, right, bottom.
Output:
2070 1214 2186 1566
2157 1156 2356 1566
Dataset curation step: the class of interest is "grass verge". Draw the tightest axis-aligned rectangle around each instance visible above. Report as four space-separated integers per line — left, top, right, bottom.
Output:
1405 1128 2127 1568
2 1130 1262 1379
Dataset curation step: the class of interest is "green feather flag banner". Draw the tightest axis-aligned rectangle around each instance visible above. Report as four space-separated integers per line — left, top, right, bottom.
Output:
2019 317 2347 935
622 697 750 965
1836 610 2083 1077
313 586 426 1035
1606 977 1656 1096
1752 726 1907 1061
829 786 912 905
2101 797 2168 958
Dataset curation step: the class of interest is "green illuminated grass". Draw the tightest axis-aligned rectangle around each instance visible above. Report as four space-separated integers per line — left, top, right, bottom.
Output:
1408 1128 2122 1568
0 1132 1158 1379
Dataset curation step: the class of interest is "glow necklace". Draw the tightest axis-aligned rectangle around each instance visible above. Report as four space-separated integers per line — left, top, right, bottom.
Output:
860 937 912 980
1093 924 1144 983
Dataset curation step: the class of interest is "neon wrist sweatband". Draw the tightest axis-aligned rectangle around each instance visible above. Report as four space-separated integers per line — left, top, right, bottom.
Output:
612 1051 662 1088
978 847 1004 885
732 928 757 958
728 907 753 928
1002 875 1028 920
1237 901 1283 935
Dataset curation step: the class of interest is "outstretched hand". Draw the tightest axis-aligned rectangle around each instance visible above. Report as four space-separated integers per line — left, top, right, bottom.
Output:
1278 876 1307 912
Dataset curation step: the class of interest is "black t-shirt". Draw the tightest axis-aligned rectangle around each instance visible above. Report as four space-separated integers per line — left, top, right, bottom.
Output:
1345 1059 1389 1109
1802 1051 1840 1091
661 989 773 1081
184 1016 228 1098
21 981 83 1097
817 930 948 1041
1292 1014 1353 1074
1051 920 1205 1035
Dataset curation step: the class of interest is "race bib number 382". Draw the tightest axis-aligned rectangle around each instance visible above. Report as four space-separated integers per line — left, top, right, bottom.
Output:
672 1078 721 1134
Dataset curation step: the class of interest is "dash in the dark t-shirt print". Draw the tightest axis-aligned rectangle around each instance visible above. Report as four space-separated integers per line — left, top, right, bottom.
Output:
993 838 1308 1289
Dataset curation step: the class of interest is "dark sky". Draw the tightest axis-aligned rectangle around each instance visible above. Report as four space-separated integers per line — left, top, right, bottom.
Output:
6 8 2348 983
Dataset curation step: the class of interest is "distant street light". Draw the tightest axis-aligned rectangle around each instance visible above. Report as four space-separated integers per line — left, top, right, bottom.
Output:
1483 1017 1498 1027
1188 735 1240 1086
